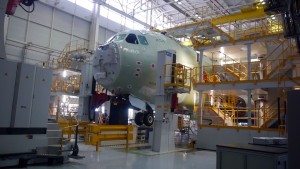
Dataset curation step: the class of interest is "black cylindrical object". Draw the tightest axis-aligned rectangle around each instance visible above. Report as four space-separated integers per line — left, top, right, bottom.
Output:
72 125 79 156
284 100 287 125
277 97 281 126
295 36 300 53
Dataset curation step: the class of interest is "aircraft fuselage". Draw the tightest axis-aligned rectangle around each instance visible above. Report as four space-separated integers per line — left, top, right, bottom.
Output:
93 30 197 108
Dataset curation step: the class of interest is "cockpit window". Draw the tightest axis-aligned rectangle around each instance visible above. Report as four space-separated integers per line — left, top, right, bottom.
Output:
106 34 127 43
114 34 127 41
106 36 115 43
126 34 139 44
138 35 148 45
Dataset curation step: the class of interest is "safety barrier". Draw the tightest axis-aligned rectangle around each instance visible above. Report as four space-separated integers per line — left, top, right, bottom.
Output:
85 125 134 152
58 120 90 140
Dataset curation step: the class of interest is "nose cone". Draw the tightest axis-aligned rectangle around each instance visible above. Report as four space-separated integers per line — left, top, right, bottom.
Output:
93 42 121 87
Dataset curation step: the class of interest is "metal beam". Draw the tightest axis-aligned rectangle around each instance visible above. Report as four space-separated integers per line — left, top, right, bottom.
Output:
211 6 266 25
163 0 197 22
196 34 284 51
167 5 266 31
97 1 151 28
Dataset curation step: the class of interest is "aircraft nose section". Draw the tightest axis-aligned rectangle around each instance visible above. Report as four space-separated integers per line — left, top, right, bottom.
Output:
93 42 120 86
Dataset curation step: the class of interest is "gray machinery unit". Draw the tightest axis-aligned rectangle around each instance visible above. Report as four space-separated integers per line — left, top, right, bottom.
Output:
152 50 178 153
0 59 52 165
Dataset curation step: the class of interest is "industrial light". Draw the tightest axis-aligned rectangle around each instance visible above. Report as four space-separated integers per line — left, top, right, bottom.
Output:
240 47 247 51
174 0 178 2
102 105 105 114
259 0 265 5
220 47 225 53
294 86 300 90
62 95 68 102
251 58 260 62
270 15 276 20
195 14 198 17
62 70 67 78
178 1 182 4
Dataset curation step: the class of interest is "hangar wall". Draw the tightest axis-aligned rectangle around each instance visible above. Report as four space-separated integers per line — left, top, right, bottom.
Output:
5 1 121 65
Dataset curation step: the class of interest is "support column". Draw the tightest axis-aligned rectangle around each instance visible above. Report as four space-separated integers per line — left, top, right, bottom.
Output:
88 3 100 51
198 50 204 82
247 89 252 126
4 15 9 46
247 43 252 80
78 62 94 121
78 3 100 120
0 0 8 59
198 91 203 125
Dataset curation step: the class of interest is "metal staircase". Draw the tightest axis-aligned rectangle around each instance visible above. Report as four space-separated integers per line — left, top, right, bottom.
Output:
262 40 299 79
36 121 73 164
201 94 239 126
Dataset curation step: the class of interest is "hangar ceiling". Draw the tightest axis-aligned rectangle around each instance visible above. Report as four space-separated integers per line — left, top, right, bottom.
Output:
151 0 260 25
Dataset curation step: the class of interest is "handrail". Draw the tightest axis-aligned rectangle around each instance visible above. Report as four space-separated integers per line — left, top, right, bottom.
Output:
264 40 287 60
199 105 285 128
192 54 298 84
261 40 297 79
58 115 79 150
196 92 288 129
190 14 284 49
56 39 90 69
164 63 192 93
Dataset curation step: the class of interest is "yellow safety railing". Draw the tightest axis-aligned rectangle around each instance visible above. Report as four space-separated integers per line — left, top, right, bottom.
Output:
220 53 248 80
191 14 283 49
192 40 300 84
85 125 134 152
164 63 192 93
198 105 286 128
193 65 245 83
58 119 90 141
195 92 287 130
200 94 238 126
57 115 80 150
41 39 89 69
262 40 299 79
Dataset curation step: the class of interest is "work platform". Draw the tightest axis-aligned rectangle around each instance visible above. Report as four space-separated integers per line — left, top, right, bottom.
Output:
194 77 300 91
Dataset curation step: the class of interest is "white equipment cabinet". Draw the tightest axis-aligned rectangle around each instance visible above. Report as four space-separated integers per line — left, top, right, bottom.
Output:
31 67 53 128
11 64 35 127
0 60 17 127
0 61 52 155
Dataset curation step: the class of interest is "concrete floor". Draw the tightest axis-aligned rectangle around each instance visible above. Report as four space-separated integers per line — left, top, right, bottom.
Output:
24 143 216 169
